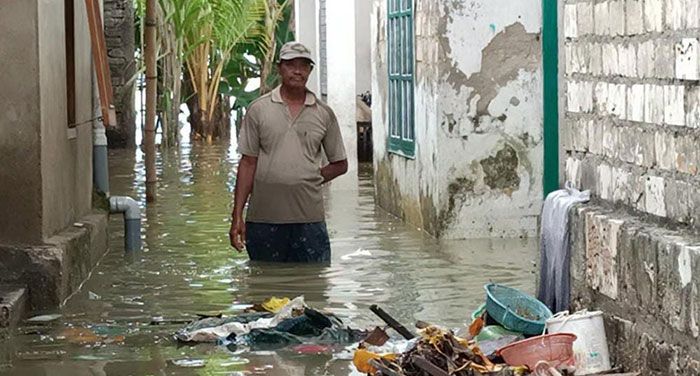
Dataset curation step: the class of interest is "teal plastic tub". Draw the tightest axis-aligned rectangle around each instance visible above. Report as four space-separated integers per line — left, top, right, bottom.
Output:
470 303 486 321
484 283 552 335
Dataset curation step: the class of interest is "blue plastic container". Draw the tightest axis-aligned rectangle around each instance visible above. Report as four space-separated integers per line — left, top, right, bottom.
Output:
484 283 552 335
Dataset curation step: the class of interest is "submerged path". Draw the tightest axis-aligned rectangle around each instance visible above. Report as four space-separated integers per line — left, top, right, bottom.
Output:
0 142 537 375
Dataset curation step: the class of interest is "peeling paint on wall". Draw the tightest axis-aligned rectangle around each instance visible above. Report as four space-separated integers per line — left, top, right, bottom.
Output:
372 0 543 239
463 24 540 118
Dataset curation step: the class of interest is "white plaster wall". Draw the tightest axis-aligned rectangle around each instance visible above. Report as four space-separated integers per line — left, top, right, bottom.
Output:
355 0 372 95
372 0 543 239
445 2 541 77
371 0 441 232
295 0 321 95
326 0 357 172
437 2 543 238
371 0 387 159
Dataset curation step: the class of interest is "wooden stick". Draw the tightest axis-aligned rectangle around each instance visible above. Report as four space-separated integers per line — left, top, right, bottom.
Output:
84 0 116 127
368 359 402 376
369 305 415 340
412 356 450 376
144 0 157 203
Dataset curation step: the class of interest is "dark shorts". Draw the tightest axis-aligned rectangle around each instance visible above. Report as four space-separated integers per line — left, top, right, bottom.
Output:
245 222 331 263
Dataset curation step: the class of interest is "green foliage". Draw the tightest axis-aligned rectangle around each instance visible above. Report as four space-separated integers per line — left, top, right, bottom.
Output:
221 0 295 112
133 0 293 134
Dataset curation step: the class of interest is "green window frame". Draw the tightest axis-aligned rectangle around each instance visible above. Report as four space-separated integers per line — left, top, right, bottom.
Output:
387 0 415 158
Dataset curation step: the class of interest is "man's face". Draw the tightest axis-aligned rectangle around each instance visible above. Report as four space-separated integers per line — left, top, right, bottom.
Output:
278 58 313 90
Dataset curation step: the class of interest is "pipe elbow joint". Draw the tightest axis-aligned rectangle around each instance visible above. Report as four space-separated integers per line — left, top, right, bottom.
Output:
109 196 141 220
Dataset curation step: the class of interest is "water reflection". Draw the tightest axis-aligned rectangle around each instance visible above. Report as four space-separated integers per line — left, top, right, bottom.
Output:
0 140 537 375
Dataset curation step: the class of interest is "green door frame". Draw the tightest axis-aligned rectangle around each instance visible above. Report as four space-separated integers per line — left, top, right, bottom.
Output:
542 0 559 196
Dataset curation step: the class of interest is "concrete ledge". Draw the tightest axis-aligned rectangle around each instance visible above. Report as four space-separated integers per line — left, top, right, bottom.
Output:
0 211 108 312
0 287 27 341
569 203 700 375
604 315 700 375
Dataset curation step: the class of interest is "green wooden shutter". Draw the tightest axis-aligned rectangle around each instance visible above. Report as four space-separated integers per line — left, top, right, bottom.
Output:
387 0 415 158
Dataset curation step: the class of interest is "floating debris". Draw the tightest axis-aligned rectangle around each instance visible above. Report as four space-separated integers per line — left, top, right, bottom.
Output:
26 314 62 323
175 296 367 350
171 359 206 368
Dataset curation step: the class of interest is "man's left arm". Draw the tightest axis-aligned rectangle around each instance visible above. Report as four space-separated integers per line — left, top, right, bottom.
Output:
321 159 348 183
321 107 348 183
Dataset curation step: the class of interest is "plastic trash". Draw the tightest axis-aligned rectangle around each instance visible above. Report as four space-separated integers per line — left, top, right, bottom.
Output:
546 310 611 375
260 296 290 313
26 314 62 323
484 283 553 335
171 359 206 368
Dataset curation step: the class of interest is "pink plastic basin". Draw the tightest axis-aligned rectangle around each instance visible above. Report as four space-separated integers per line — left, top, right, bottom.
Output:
497 333 577 370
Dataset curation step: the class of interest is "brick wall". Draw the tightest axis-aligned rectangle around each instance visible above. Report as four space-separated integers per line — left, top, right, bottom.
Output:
562 1 700 374
104 0 135 148
564 0 700 224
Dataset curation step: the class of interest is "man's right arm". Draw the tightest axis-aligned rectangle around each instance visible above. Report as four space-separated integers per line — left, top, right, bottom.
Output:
229 155 258 251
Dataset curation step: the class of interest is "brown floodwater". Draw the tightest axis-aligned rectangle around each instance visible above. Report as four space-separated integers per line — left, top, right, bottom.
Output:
0 139 537 375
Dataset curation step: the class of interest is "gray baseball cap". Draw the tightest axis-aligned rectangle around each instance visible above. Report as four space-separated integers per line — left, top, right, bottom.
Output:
278 41 315 64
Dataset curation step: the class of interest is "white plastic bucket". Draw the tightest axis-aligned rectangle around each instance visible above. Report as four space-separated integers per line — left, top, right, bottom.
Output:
545 310 611 375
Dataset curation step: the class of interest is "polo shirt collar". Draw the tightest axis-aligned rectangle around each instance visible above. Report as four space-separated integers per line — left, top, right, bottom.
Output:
271 85 317 106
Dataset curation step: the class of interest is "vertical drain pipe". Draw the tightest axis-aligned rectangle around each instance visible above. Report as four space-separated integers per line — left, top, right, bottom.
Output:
93 121 110 196
109 196 142 252
93 82 111 197
93 85 142 252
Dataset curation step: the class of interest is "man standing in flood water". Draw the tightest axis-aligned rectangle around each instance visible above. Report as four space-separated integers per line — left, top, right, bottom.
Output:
229 41 348 263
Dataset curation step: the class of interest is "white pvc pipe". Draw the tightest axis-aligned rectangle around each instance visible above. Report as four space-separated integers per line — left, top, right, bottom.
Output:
109 196 142 251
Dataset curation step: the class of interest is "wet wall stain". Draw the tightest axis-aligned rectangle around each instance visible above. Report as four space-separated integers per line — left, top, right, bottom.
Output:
442 113 457 133
437 176 476 236
375 158 438 235
480 144 520 192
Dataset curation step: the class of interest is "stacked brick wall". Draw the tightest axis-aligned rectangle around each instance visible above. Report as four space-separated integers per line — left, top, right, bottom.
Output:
104 0 135 148
564 0 700 224
562 1 700 374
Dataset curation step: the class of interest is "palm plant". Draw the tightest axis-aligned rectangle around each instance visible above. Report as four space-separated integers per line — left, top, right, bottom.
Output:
173 0 266 143
259 0 291 94
220 0 294 135
133 0 291 143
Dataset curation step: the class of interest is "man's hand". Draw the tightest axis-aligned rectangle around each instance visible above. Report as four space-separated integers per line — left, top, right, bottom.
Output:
229 217 246 252
230 155 257 253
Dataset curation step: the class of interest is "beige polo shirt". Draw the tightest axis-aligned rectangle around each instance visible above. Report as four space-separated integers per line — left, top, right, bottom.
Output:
238 86 347 223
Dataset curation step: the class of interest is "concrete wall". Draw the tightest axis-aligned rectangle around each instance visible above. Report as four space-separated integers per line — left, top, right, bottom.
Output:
326 0 358 172
318 0 327 97
104 0 136 148
569 205 700 374
355 0 372 96
372 0 441 235
0 0 44 245
372 1 543 239
294 0 320 95
562 0 700 372
0 0 110 313
39 0 94 241
0 0 92 244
